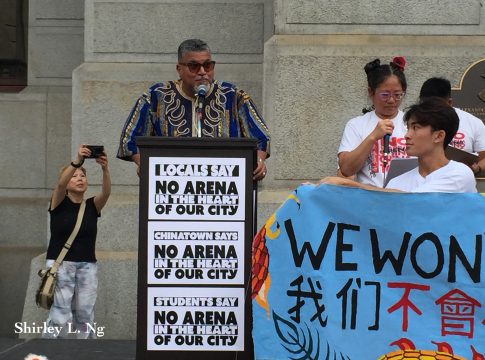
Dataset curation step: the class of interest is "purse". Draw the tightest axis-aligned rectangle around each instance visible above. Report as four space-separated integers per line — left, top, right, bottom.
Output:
36 200 86 309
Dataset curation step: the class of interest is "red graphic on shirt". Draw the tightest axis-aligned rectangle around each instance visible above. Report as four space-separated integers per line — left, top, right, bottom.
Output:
387 282 430 331
370 137 408 175
450 132 466 150
435 289 481 339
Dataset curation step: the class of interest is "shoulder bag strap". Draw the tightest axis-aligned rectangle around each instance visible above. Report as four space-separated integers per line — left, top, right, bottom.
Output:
49 200 86 274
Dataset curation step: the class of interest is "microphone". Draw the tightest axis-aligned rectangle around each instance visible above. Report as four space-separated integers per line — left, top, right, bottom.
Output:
383 134 391 166
195 84 208 99
383 134 390 156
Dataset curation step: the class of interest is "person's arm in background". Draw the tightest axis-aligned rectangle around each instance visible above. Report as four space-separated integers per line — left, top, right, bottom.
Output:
466 112 485 176
93 151 111 213
470 151 485 176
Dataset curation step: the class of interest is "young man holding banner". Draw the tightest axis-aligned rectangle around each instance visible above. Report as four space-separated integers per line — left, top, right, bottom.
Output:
322 97 477 193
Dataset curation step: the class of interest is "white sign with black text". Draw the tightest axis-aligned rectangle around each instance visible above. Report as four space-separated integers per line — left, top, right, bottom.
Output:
147 221 244 285
148 157 246 221
147 287 245 351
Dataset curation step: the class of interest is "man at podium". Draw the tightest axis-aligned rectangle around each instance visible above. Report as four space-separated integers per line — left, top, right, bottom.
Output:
117 38 270 180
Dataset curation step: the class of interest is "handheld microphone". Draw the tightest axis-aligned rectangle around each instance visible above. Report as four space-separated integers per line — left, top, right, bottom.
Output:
383 134 390 156
383 134 391 166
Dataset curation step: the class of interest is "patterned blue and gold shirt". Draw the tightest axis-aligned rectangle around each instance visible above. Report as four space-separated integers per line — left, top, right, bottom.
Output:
117 80 270 160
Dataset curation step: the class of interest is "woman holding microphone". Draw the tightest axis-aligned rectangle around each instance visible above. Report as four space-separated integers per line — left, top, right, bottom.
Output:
338 57 408 187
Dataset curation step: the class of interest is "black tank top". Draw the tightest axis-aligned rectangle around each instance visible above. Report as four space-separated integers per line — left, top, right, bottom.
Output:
46 196 100 262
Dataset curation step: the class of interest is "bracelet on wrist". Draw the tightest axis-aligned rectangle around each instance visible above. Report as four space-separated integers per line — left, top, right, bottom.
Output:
70 159 84 168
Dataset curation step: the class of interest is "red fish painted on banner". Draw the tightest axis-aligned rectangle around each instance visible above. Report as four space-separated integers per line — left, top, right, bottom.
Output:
251 193 301 317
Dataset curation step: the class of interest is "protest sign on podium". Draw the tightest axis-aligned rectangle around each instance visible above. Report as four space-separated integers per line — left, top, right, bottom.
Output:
136 137 257 360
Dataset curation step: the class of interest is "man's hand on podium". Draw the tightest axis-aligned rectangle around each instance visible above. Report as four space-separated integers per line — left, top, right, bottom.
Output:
253 150 268 181
131 153 141 177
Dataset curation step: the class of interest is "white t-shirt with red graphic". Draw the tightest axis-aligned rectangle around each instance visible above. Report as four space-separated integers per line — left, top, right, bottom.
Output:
450 107 485 153
338 110 409 187
386 160 477 193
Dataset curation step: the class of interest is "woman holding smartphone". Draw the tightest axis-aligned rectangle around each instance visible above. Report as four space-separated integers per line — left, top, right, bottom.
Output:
43 144 111 338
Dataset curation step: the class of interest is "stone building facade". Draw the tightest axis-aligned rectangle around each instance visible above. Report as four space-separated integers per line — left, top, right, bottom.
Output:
0 0 483 338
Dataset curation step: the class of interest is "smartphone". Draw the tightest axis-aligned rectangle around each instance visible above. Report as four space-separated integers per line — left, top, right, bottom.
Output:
85 145 104 158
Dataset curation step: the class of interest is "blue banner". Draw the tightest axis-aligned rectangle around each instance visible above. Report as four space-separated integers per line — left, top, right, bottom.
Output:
252 184 485 360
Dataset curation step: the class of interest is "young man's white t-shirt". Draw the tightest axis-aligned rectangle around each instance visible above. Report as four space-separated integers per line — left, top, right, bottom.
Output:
450 107 485 153
338 110 409 187
386 160 477 193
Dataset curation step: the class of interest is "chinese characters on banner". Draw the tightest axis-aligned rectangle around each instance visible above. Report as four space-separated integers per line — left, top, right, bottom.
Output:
252 185 485 359
147 157 246 351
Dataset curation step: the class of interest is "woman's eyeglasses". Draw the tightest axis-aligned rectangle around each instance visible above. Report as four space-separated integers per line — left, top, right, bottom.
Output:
376 91 405 101
179 61 216 74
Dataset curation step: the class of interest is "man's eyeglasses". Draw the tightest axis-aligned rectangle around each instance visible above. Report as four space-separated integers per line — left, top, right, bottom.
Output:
376 91 405 101
179 61 216 74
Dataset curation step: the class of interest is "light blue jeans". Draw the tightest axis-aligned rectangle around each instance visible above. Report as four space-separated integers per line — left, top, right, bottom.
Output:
43 260 98 339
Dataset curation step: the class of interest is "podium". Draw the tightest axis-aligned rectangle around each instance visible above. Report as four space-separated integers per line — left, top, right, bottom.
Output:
135 137 257 360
